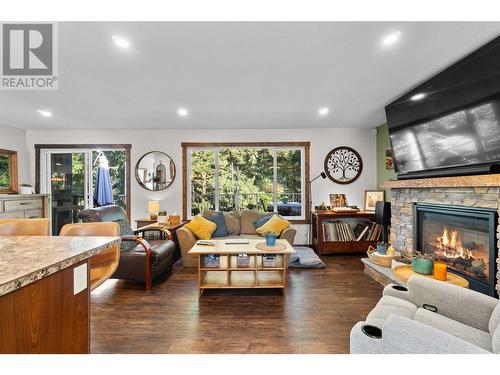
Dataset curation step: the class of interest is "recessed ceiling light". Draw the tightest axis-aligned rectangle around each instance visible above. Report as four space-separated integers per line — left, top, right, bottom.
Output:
177 108 189 117
318 107 330 116
410 93 427 101
112 35 130 49
36 109 53 117
382 31 402 46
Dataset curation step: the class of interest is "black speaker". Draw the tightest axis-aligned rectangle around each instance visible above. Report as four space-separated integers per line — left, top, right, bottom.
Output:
374 201 391 225
375 201 391 243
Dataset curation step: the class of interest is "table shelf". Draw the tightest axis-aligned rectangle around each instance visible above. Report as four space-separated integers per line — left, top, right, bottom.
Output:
191 239 295 296
311 211 381 255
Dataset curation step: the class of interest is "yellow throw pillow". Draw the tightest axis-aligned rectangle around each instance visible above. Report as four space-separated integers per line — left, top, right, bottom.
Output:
185 215 217 240
256 215 290 236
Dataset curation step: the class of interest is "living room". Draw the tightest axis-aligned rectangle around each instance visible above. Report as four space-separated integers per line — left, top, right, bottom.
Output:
1 0 500 372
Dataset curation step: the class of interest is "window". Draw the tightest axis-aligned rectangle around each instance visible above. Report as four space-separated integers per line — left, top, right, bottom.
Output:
183 142 310 222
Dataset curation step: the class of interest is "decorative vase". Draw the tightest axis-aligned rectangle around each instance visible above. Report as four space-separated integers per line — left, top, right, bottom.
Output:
412 258 434 275
376 242 388 255
265 235 277 247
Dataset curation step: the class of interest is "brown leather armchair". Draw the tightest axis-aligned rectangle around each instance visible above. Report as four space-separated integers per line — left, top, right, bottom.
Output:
59 222 121 291
0 218 50 236
77 205 176 291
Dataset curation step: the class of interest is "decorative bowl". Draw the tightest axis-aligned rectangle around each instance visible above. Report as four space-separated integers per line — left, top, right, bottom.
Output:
412 258 434 275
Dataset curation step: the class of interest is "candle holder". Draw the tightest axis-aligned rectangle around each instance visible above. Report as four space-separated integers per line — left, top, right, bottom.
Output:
433 261 448 281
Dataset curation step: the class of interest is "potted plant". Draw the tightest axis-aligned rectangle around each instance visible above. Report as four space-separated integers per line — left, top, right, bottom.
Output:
281 195 289 204
412 251 434 275
264 231 279 247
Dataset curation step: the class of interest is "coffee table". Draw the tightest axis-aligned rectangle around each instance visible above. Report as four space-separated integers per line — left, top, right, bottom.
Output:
188 239 295 296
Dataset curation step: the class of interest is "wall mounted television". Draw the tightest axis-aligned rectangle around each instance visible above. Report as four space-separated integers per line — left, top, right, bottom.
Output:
385 35 500 179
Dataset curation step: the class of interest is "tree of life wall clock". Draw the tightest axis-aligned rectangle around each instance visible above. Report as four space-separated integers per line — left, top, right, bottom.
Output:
324 146 363 184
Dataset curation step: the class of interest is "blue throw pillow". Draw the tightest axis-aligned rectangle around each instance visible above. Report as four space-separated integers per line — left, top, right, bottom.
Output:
253 214 274 229
207 212 228 237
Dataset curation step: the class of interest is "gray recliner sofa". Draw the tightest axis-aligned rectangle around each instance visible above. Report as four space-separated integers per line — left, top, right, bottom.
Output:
350 276 500 354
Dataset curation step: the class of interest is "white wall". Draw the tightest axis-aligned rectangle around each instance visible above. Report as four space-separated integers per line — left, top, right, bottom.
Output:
25 127 377 243
0 124 30 186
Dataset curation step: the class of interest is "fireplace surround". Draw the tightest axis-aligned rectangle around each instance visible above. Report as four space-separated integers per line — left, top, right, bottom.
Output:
414 203 498 296
380 174 500 297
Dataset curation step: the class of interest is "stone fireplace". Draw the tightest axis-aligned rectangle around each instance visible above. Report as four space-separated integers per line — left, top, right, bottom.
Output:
381 174 500 297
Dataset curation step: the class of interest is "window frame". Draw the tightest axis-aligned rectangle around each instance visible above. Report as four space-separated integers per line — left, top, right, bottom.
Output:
182 142 310 224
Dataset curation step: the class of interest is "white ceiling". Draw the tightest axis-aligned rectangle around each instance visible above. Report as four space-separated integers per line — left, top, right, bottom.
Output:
1 21 499 130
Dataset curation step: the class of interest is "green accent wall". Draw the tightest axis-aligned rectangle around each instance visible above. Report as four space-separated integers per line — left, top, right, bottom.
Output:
376 123 396 201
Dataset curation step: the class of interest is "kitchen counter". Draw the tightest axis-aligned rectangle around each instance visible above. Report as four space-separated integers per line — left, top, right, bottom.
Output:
0 235 120 296
0 235 121 353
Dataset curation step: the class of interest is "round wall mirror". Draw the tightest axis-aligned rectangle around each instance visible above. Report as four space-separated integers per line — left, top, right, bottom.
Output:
135 151 176 191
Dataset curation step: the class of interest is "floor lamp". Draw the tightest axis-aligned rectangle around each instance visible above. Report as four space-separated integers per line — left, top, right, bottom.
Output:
308 172 327 246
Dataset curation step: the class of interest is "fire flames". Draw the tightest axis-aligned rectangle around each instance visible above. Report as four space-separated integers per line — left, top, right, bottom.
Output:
427 225 488 281
429 226 476 260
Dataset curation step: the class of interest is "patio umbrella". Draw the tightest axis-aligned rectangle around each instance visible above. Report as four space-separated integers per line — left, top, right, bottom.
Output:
93 154 114 206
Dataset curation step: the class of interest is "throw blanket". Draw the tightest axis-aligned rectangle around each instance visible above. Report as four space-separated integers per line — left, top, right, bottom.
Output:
289 246 325 268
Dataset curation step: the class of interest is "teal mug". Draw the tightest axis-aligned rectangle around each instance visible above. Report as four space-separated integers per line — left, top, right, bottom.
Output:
376 243 388 255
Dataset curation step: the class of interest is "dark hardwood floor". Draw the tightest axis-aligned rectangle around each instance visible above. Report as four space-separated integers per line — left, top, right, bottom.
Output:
90 255 383 354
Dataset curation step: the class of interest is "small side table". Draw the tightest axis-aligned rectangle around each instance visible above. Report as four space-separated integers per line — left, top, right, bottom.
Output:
135 219 187 261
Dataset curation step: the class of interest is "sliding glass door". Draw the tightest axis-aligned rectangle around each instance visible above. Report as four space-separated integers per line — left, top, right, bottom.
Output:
39 148 128 235
41 150 91 235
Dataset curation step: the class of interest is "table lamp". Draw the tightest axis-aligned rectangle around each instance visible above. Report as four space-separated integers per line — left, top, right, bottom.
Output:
148 200 160 220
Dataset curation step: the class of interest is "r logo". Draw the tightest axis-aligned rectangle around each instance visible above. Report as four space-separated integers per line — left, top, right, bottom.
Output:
2 23 53 75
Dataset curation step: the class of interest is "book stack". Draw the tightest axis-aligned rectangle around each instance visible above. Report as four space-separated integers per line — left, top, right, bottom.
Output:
322 220 355 241
322 220 382 242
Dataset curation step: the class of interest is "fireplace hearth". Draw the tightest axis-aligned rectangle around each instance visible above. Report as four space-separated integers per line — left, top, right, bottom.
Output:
414 204 498 296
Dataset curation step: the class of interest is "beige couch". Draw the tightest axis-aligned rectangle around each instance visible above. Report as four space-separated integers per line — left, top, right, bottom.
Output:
177 209 296 267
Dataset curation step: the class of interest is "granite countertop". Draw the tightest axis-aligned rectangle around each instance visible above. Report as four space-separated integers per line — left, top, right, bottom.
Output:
0 236 120 296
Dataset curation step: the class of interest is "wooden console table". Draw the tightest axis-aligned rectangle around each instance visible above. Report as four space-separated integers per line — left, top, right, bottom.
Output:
312 210 379 255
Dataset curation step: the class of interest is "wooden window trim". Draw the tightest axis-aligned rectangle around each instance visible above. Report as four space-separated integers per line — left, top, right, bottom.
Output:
181 142 310 224
0 148 18 194
34 144 132 221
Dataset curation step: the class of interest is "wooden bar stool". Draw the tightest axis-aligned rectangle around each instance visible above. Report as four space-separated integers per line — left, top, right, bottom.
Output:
59 222 121 291
0 218 50 236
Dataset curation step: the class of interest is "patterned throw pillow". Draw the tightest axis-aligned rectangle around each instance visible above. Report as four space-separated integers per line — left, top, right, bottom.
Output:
117 218 136 252
206 212 228 237
185 215 218 240
253 214 274 228
255 215 290 236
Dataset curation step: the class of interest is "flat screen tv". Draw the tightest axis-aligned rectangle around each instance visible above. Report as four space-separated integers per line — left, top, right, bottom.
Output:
385 35 500 179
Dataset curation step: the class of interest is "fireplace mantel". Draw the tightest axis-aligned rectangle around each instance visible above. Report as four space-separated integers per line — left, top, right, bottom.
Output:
380 173 500 189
